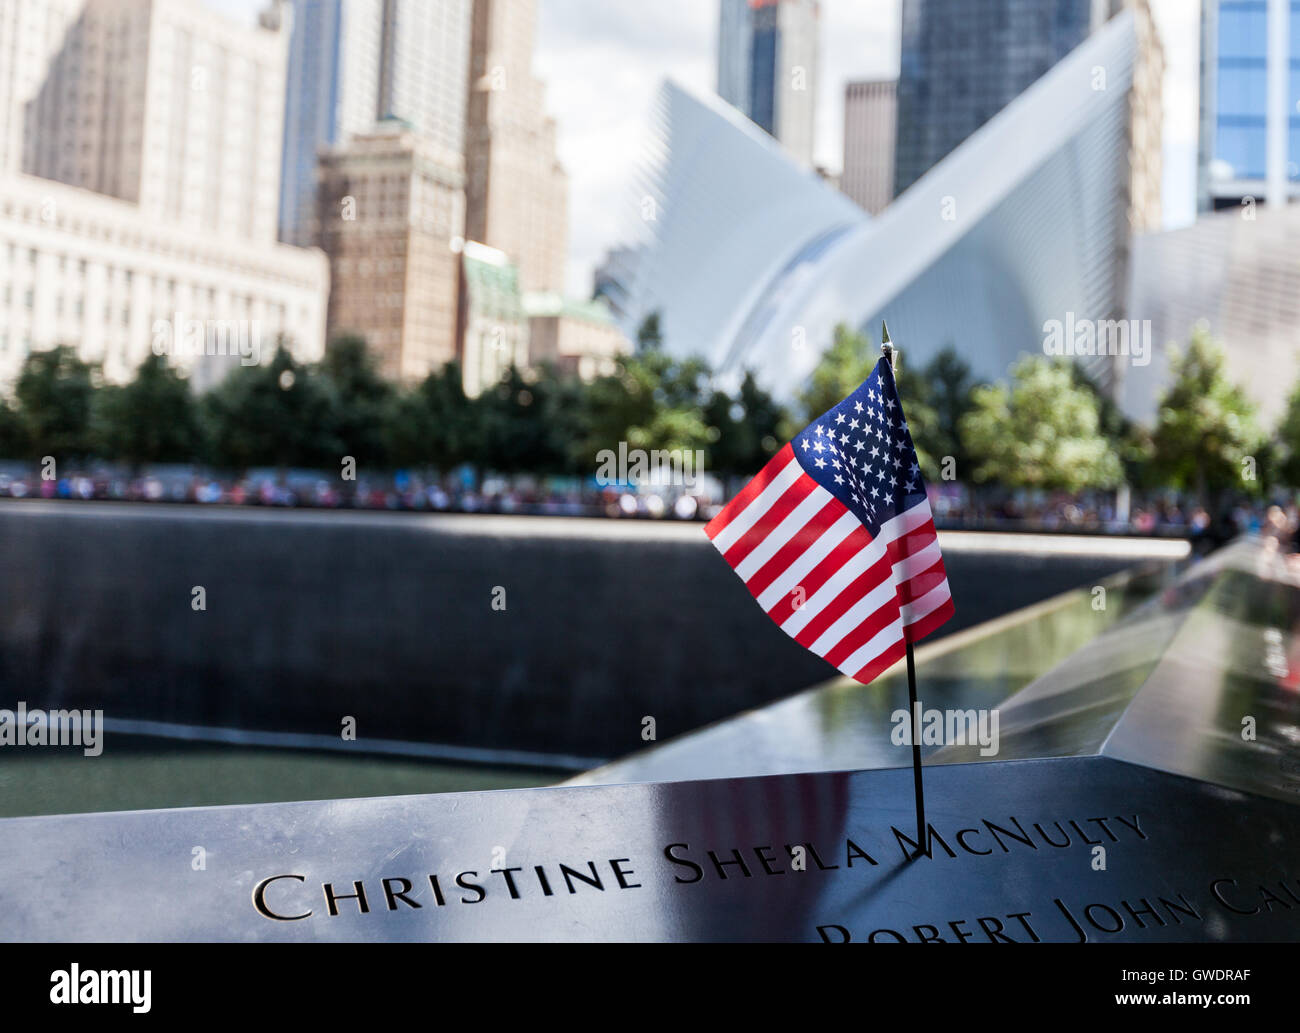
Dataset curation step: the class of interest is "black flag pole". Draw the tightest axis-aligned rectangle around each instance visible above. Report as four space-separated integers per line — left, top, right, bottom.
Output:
881 321 927 858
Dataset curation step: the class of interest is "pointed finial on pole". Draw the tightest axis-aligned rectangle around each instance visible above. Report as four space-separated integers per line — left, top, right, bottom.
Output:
881 320 898 371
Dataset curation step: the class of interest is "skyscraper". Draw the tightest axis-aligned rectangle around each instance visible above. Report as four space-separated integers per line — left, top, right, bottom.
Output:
378 0 472 153
463 0 568 293
317 122 465 382
716 0 752 115
278 0 470 248
279 0 384 247
24 0 290 243
0 0 85 174
716 0 819 166
1198 0 1298 210
0 0 330 388
896 0 1101 196
621 9 1155 399
841 78 896 214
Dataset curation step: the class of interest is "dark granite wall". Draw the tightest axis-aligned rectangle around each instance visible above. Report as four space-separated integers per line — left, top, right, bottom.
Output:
0 502 1171 763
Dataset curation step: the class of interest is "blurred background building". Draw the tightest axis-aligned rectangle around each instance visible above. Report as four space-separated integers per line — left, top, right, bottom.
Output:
279 0 470 249
0 0 627 399
840 77 896 213
316 122 465 383
1118 0 1300 428
0 0 328 389
0 172 328 388
893 0 1161 233
717 0 820 166
1196 0 1298 211
895 0 1096 195
25 0 288 243
458 239 527 397
524 292 628 382
278 0 385 248
614 5 1162 402
591 244 641 327
464 0 568 294
4 0 1298 437
0 0 85 174
1124 201 1300 427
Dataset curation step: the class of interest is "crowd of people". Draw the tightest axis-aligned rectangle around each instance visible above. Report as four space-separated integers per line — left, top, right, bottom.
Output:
0 462 1288 546
0 464 697 520
928 492 1266 551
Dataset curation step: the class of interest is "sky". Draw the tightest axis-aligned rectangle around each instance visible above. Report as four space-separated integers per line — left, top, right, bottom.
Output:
214 0 1201 297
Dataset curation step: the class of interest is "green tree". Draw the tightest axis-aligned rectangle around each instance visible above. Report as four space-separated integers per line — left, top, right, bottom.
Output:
1150 329 1262 504
960 355 1123 491
476 365 575 473
909 346 978 478
789 323 877 433
1066 361 1153 489
14 345 97 460
0 394 29 459
893 359 943 481
1276 379 1300 490
635 311 663 352
318 335 394 468
383 360 478 471
91 352 202 468
575 349 712 467
201 343 339 471
705 371 787 475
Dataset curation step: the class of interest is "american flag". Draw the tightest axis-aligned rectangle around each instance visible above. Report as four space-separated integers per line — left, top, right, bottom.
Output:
705 356 954 686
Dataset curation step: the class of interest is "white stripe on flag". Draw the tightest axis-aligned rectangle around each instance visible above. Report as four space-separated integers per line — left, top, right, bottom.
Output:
709 456 803 555
755 509 859 610
807 573 896 657
807 534 946 659
891 538 943 586
733 484 836 582
839 617 905 677
782 535 889 636
778 502 933 636
901 579 952 625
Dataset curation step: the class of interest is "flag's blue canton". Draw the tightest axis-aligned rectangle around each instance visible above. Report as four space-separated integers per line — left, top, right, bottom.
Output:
792 357 926 537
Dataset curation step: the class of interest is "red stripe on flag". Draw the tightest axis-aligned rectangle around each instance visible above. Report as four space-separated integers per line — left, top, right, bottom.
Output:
792 554 892 650
893 518 940 555
765 524 874 619
885 521 940 573
742 498 845 598
904 594 955 646
722 473 818 567
850 638 907 686
704 443 795 540
898 556 950 606
821 591 903 669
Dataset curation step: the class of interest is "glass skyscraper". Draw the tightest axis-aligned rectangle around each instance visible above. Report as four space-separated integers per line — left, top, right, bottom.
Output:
277 0 471 247
1198 0 1299 209
278 0 384 247
893 0 1101 196
715 0 820 166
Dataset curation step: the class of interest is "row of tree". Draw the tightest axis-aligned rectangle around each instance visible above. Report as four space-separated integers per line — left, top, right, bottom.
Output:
0 325 1288 506
785 323 1278 503
0 336 784 479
